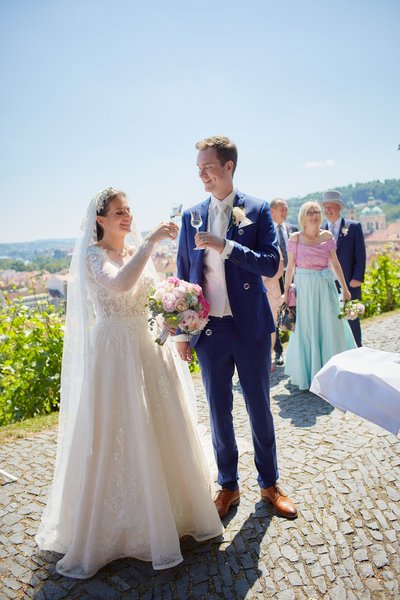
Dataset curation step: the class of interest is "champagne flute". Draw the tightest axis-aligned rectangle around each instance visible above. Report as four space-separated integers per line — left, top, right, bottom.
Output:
170 202 183 223
190 209 203 250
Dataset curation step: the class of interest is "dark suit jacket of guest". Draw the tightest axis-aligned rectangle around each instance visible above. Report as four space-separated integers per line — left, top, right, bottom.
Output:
281 221 298 238
324 217 366 300
276 221 298 293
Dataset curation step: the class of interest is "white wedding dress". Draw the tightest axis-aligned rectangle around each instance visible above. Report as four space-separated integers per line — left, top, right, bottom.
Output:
36 244 222 579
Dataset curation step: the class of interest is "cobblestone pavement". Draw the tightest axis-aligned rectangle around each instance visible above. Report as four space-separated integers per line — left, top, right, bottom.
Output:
1 314 399 599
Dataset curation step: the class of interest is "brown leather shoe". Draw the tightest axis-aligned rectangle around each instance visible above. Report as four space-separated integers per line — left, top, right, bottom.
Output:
260 484 298 519
214 489 240 519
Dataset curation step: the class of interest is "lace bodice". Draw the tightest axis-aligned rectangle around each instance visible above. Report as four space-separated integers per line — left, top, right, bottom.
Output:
287 238 336 270
86 245 154 321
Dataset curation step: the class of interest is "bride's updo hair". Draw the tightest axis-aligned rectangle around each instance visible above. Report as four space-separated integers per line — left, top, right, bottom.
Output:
95 188 127 241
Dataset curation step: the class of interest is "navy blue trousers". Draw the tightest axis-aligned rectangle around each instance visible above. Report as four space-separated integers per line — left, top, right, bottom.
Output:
195 317 279 491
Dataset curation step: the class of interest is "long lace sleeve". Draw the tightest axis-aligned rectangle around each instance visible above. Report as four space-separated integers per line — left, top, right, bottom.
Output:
87 242 154 292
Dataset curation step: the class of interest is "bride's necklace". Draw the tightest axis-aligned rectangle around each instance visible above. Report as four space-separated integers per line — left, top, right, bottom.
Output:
100 243 128 257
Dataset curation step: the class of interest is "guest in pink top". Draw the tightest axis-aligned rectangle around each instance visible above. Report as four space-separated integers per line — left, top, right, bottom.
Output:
283 201 357 390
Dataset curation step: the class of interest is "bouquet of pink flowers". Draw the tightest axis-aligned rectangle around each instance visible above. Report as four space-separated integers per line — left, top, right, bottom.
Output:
147 277 210 345
338 300 365 321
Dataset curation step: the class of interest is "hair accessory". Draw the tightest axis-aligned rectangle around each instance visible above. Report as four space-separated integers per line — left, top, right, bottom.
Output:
94 187 117 213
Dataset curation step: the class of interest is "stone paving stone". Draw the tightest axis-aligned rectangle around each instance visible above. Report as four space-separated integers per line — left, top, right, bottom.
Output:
371 546 389 568
1 313 400 599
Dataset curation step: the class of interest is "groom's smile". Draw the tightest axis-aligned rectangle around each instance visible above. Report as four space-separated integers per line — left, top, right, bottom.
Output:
197 147 234 199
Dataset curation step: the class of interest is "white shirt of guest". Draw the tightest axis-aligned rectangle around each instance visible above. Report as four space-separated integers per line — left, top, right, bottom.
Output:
329 217 342 242
203 190 236 317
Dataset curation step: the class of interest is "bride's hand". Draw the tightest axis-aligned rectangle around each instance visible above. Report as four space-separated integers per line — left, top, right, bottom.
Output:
147 221 178 244
163 320 177 335
176 341 193 362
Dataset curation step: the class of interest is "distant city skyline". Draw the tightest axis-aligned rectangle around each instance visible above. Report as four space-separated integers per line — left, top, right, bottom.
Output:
1 0 399 243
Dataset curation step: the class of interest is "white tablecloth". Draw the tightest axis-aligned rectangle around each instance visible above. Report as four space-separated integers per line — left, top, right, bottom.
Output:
310 347 400 436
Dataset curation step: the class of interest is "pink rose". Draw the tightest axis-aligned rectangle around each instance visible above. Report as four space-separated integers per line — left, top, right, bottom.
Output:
198 297 210 319
180 310 200 331
175 299 188 312
190 284 202 296
162 293 177 312
173 286 187 299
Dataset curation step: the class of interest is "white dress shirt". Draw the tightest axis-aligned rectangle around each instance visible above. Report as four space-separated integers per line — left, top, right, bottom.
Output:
329 217 342 242
203 190 236 317
174 190 236 341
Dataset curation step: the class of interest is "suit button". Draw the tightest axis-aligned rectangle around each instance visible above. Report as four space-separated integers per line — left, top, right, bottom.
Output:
238 229 244 235
205 328 212 336
243 283 250 290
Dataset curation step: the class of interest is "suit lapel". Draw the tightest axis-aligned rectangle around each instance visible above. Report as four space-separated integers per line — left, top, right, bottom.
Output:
226 192 245 240
200 199 210 233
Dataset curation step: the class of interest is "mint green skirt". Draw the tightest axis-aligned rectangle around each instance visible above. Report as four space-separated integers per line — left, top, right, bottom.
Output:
284 268 357 390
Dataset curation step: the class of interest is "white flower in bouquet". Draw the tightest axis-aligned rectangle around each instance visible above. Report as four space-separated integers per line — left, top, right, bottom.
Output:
338 300 365 321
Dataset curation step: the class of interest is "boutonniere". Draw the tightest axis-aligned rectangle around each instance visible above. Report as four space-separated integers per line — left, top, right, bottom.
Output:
230 206 253 229
341 227 349 237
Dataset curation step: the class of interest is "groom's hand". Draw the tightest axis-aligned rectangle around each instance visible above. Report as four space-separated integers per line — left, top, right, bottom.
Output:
176 341 193 362
195 232 225 253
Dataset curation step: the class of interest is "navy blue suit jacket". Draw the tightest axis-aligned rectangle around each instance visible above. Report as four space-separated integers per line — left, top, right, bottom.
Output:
282 222 298 236
324 217 366 299
177 191 280 343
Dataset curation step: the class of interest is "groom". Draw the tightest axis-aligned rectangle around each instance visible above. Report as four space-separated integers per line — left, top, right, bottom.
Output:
175 136 297 520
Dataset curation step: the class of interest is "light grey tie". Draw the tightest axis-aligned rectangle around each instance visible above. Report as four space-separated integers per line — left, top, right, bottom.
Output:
329 223 336 241
212 203 228 237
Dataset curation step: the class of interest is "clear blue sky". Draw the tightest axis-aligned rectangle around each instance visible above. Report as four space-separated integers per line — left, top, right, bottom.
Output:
1 0 399 243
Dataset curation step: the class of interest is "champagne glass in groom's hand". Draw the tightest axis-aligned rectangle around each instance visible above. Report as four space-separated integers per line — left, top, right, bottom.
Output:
190 209 203 250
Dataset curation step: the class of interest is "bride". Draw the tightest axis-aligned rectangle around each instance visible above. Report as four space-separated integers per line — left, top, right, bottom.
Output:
36 188 222 579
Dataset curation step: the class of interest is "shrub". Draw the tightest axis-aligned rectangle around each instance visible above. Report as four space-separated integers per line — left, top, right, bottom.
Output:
0 294 64 425
188 349 200 374
362 245 400 317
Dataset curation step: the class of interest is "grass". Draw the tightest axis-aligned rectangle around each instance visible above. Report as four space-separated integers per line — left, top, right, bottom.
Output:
0 412 59 445
0 308 399 445
362 307 400 323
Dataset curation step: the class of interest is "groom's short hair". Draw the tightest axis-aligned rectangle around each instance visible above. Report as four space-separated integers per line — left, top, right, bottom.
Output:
195 136 238 174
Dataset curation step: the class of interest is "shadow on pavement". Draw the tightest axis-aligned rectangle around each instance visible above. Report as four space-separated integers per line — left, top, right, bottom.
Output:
32 513 272 599
273 385 334 427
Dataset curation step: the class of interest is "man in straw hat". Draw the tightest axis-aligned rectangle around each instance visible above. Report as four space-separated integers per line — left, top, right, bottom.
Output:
321 190 366 346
